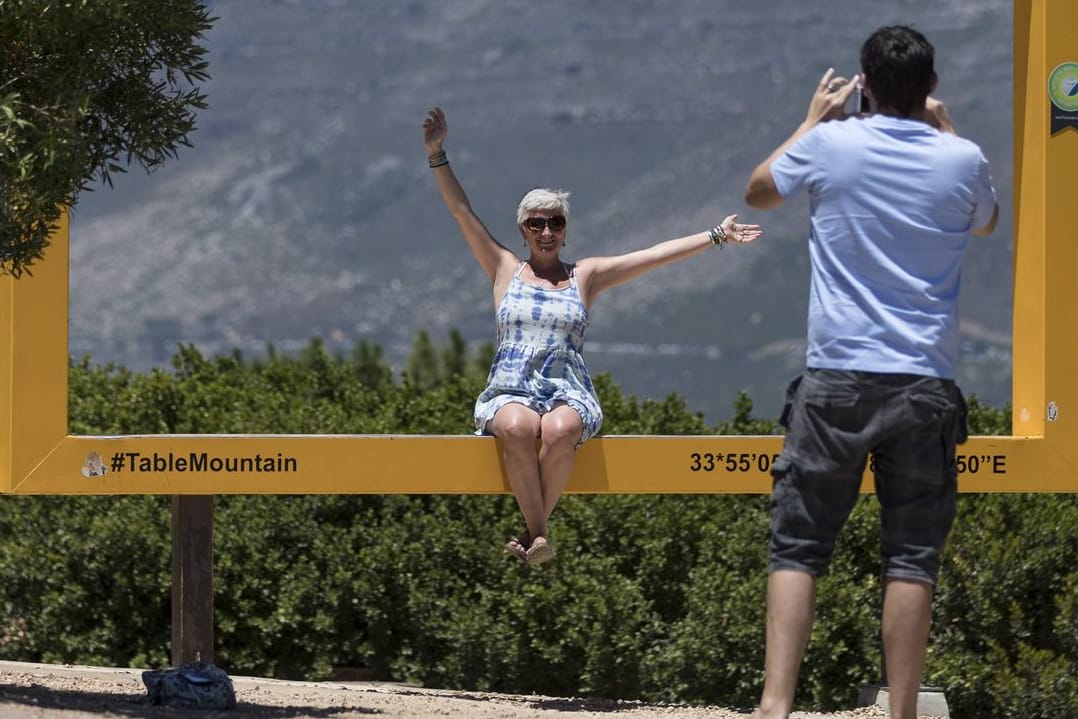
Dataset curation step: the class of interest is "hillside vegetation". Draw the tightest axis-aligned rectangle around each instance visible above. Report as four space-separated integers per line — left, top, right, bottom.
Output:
0 335 1070 719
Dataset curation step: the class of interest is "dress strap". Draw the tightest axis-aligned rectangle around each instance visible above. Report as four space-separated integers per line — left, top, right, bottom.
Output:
563 262 577 287
513 261 527 278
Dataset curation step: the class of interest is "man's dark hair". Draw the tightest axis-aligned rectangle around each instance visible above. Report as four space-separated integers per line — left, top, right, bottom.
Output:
861 25 934 116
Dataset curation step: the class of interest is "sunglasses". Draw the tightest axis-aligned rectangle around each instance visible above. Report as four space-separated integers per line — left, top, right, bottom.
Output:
523 215 566 232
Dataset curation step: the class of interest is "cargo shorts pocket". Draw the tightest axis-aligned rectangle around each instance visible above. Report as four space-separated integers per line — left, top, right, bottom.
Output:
950 384 969 445
778 374 804 429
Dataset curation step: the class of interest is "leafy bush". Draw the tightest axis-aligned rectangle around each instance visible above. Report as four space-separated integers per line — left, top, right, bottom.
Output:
0 495 171 667
1 336 1075 719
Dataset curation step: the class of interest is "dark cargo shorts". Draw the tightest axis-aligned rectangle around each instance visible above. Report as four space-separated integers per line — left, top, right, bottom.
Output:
769 368 968 585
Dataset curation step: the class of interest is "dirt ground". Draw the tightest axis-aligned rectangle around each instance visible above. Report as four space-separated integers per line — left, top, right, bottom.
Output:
0 660 903 718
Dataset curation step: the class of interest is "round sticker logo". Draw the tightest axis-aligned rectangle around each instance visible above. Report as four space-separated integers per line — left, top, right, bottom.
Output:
1048 62 1078 113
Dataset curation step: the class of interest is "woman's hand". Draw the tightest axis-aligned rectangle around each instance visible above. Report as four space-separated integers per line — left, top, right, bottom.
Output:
719 214 762 244
423 107 448 154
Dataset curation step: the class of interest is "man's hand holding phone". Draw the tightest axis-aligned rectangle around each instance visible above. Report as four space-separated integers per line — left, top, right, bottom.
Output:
924 96 956 134
806 68 861 126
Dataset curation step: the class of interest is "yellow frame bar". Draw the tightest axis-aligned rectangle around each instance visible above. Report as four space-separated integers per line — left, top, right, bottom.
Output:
2 0 1076 495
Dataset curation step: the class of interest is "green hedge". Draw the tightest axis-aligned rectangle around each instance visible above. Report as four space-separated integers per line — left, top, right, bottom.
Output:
0 337 1074 719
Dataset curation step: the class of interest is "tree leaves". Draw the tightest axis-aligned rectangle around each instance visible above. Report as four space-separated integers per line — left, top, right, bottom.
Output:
0 0 214 276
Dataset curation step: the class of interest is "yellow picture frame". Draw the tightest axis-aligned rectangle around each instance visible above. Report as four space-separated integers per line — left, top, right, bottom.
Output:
2 1 1075 495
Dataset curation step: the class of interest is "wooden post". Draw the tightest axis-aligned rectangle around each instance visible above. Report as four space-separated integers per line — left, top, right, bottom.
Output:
171 495 214 666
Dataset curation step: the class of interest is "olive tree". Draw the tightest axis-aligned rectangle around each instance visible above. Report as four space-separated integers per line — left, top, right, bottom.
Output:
0 0 214 276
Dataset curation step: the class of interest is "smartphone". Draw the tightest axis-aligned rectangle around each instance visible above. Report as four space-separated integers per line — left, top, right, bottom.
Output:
854 85 870 114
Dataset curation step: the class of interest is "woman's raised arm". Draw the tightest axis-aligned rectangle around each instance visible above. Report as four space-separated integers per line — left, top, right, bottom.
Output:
423 107 515 283
576 214 760 307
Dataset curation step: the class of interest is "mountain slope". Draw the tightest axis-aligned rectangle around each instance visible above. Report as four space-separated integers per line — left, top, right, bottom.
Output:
70 0 1014 419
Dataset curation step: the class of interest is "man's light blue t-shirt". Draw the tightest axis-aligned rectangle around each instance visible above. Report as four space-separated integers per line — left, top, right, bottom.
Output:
771 114 997 379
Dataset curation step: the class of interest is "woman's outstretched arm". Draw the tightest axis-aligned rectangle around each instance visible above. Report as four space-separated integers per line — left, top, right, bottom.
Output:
576 214 761 307
423 107 515 284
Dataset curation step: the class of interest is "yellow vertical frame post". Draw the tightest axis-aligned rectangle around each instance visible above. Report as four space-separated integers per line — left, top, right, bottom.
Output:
1013 0 1078 473
1012 0 1045 438
1040 0 1078 465
0 213 69 492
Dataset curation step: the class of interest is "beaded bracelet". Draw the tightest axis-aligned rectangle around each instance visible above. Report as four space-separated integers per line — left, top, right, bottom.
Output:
707 224 728 248
428 150 449 168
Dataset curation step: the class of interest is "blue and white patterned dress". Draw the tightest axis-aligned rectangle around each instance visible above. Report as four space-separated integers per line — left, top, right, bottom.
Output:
474 262 603 444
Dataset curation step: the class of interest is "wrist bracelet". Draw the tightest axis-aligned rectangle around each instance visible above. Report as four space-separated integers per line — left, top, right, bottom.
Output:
708 224 727 248
428 150 448 168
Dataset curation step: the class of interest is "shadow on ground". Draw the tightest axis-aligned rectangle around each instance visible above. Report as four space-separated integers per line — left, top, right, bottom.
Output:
0 681 381 717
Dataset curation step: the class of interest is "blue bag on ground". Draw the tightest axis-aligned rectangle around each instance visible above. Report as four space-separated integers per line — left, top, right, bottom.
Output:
142 661 236 710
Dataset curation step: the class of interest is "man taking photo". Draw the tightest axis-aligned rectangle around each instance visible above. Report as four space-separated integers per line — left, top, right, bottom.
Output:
744 25 999 719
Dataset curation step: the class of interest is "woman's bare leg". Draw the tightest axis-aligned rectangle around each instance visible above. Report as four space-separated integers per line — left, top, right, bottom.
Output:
489 403 544 540
537 404 584 524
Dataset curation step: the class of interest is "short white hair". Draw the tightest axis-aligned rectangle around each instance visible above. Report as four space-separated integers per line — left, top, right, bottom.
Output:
516 188 570 226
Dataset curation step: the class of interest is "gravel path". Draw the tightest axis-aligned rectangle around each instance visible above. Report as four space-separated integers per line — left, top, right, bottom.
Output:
0 661 898 718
